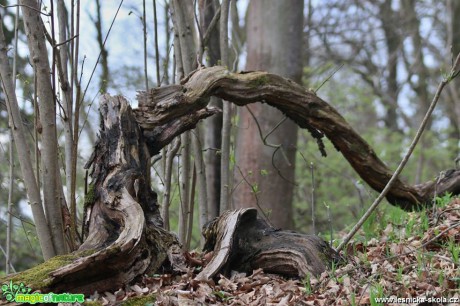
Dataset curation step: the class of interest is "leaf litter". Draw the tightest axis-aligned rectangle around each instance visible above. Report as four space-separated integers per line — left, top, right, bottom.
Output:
82 197 460 305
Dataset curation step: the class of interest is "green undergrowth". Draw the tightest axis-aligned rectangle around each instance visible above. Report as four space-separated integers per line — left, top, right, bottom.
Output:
120 294 156 306
302 194 460 304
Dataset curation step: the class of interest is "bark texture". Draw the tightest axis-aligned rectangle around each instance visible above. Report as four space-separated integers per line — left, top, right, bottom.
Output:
233 0 304 229
134 66 458 210
0 11 54 260
200 0 223 219
5 95 182 295
21 0 66 255
3 67 458 295
197 208 342 281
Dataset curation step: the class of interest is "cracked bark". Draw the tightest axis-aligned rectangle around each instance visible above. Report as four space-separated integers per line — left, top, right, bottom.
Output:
3 67 459 295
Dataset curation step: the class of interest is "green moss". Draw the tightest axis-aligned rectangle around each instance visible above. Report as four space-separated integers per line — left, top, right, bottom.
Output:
249 75 270 88
78 248 99 257
105 245 122 256
2 250 99 291
224 74 239 83
318 251 327 263
120 294 156 306
84 183 97 207
5 254 76 290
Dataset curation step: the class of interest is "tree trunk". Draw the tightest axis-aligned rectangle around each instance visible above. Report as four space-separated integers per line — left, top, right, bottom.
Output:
446 0 460 160
379 0 401 132
92 0 109 93
0 10 55 260
20 0 66 255
3 67 459 295
57 0 78 248
233 0 304 229
200 0 222 219
401 0 432 184
219 0 232 213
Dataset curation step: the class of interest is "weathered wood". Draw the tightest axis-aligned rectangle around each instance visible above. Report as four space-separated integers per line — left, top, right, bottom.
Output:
4 66 458 297
136 66 460 210
4 95 181 295
196 209 342 281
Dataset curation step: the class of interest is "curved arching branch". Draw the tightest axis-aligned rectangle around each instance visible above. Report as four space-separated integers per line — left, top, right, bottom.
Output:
135 66 459 211
4 66 458 297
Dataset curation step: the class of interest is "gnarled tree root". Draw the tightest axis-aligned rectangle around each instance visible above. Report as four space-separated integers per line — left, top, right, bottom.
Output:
2 66 459 297
197 208 343 281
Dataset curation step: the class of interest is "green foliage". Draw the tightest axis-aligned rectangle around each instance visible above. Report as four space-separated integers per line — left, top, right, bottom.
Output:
120 294 156 306
293 60 457 236
303 273 312 295
350 293 357 306
362 211 378 240
419 210 430 232
396 265 403 282
447 238 460 265
369 283 385 306
213 290 234 302
435 192 453 208
405 215 416 238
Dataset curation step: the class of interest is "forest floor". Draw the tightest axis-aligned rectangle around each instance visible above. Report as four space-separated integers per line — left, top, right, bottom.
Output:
86 195 460 306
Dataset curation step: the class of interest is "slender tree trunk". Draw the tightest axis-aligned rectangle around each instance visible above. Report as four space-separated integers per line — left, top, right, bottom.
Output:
401 0 432 184
161 139 180 230
160 1 175 230
71 1 82 228
170 23 190 244
233 0 304 229
446 0 460 159
20 0 66 255
0 12 55 260
178 129 191 244
219 0 231 213
93 0 109 93
6 2 20 273
6 129 14 274
192 127 208 244
200 0 222 220
379 0 400 132
142 0 149 91
57 0 77 246
171 0 209 246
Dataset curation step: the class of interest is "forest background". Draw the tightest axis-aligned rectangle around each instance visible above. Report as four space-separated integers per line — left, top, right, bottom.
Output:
0 0 459 273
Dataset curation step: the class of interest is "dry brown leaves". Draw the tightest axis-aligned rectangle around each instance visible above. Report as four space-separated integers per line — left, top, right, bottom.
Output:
85 198 460 305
